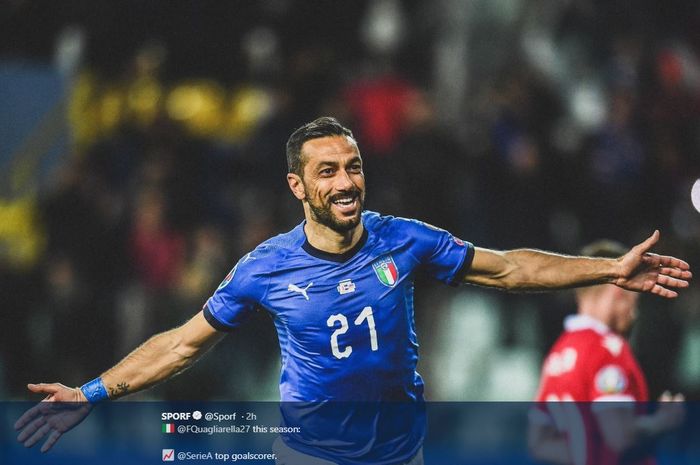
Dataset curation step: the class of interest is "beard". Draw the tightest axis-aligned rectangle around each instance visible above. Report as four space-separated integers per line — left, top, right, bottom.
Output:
306 188 364 233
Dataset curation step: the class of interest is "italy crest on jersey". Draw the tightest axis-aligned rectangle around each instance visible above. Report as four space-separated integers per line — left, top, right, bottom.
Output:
372 255 399 287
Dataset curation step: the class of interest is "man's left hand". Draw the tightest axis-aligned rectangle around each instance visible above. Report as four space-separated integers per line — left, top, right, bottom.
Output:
615 231 692 298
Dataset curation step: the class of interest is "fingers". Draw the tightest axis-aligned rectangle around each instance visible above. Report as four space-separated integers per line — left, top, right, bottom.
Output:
17 415 46 443
15 402 45 430
650 272 690 298
27 383 62 395
656 274 690 289
24 421 52 448
631 233 692 298
15 396 63 431
15 384 85 452
658 266 693 280
651 285 678 299
19 418 64 452
644 253 691 272
16 406 72 452
638 252 692 299
659 390 686 402
41 430 62 453
656 392 686 430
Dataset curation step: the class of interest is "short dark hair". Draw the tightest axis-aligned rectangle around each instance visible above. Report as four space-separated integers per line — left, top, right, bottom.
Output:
286 117 355 176
579 240 627 259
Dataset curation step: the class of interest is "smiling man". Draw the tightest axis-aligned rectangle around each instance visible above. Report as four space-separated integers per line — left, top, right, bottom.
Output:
16 117 692 465
285 123 366 250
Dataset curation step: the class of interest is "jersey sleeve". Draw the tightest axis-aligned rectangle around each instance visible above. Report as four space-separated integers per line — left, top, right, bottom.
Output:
399 218 474 286
203 252 268 332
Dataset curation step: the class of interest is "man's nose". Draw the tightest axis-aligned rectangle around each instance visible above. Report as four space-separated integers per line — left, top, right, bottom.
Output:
334 169 355 190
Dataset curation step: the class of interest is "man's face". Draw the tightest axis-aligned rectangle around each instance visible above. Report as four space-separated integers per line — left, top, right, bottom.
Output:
610 289 639 335
294 135 365 233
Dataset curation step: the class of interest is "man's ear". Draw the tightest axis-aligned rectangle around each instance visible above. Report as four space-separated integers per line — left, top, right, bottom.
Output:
287 173 306 200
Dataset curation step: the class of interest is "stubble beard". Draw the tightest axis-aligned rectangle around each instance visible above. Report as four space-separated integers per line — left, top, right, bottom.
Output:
306 190 365 233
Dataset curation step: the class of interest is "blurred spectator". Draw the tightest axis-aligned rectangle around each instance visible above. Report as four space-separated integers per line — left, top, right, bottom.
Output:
582 89 647 240
389 90 476 234
486 71 559 249
178 225 228 305
343 72 419 156
129 187 185 291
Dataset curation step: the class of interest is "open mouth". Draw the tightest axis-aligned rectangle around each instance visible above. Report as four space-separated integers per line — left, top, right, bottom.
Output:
331 193 360 213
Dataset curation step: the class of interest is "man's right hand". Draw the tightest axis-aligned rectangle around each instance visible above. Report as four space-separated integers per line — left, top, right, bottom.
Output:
15 383 93 453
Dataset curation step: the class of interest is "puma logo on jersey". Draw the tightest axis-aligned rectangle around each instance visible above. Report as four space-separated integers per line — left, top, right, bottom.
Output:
241 253 256 263
288 282 313 300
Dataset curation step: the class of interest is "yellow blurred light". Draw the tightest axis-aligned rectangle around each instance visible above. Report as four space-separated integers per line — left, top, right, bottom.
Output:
167 85 204 120
222 86 274 142
127 76 163 127
0 196 45 270
68 71 101 150
98 87 125 134
166 82 225 136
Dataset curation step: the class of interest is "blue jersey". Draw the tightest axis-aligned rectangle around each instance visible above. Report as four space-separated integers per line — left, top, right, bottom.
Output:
204 211 473 464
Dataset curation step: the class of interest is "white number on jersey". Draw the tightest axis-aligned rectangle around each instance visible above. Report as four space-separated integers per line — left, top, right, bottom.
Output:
327 306 379 359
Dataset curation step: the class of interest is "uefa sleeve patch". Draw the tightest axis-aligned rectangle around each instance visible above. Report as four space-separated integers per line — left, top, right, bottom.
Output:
594 364 628 394
216 252 255 290
217 265 237 290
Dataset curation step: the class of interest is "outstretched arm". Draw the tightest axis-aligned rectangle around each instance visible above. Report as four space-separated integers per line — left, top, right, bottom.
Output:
15 310 225 452
97 310 225 398
463 231 691 297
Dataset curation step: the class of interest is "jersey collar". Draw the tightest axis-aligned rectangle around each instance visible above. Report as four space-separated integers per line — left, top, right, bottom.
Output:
302 227 369 263
564 314 610 335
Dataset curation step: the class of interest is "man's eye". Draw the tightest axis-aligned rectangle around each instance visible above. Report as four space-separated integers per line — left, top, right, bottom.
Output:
349 165 362 173
320 168 333 176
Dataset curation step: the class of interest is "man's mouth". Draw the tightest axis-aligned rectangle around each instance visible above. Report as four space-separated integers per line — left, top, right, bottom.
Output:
331 193 360 213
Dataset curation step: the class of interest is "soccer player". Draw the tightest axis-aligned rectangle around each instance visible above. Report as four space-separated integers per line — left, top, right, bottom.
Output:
16 118 691 465
528 240 685 465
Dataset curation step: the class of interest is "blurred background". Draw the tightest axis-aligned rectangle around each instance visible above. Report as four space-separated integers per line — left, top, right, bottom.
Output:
1 0 700 402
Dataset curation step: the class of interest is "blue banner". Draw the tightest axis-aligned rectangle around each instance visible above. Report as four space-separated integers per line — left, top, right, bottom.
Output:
3 402 698 465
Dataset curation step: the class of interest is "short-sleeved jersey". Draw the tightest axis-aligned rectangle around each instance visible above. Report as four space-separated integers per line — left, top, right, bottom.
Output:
204 211 473 464
532 314 652 465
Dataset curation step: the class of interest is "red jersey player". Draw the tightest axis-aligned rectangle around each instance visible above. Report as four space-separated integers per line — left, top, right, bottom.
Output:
528 240 685 465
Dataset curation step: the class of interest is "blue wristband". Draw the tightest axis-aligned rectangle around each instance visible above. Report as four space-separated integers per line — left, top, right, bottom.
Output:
80 377 109 403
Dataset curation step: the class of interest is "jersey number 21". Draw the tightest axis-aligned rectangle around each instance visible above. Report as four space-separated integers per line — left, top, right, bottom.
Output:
326 306 378 359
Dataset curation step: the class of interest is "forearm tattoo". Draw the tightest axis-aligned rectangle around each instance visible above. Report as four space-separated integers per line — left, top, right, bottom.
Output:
109 382 130 397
